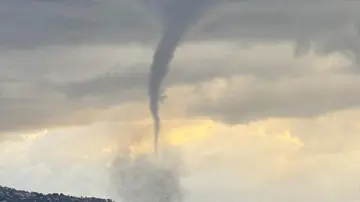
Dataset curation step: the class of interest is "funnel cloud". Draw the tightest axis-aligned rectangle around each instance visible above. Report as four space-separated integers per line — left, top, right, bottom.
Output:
147 0 213 154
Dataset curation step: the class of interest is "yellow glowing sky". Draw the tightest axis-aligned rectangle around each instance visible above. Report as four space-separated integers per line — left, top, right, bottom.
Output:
2 108 360 201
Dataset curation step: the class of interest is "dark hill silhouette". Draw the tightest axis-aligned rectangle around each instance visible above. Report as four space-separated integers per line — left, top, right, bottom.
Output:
0 186 114 202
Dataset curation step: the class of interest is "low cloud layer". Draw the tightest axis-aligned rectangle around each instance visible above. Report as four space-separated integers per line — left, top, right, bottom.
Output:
189 73 360 124
0 40 357 134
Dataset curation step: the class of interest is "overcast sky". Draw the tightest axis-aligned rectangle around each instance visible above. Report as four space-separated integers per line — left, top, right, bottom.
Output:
1 0 360 201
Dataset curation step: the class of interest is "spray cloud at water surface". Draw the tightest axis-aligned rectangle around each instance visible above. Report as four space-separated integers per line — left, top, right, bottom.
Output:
147 0 213 154
111 148 184 202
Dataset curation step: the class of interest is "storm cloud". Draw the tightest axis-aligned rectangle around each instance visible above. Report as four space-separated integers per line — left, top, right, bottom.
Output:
0 0 360 133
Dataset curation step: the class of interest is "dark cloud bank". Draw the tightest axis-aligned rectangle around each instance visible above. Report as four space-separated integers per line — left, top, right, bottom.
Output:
0 0 360 133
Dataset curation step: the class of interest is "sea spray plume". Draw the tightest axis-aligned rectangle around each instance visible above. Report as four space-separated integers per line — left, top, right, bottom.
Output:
148 0 213 155
111 149 184 202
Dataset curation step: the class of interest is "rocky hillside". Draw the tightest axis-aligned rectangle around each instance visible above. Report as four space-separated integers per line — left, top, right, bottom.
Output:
0 186 114 202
